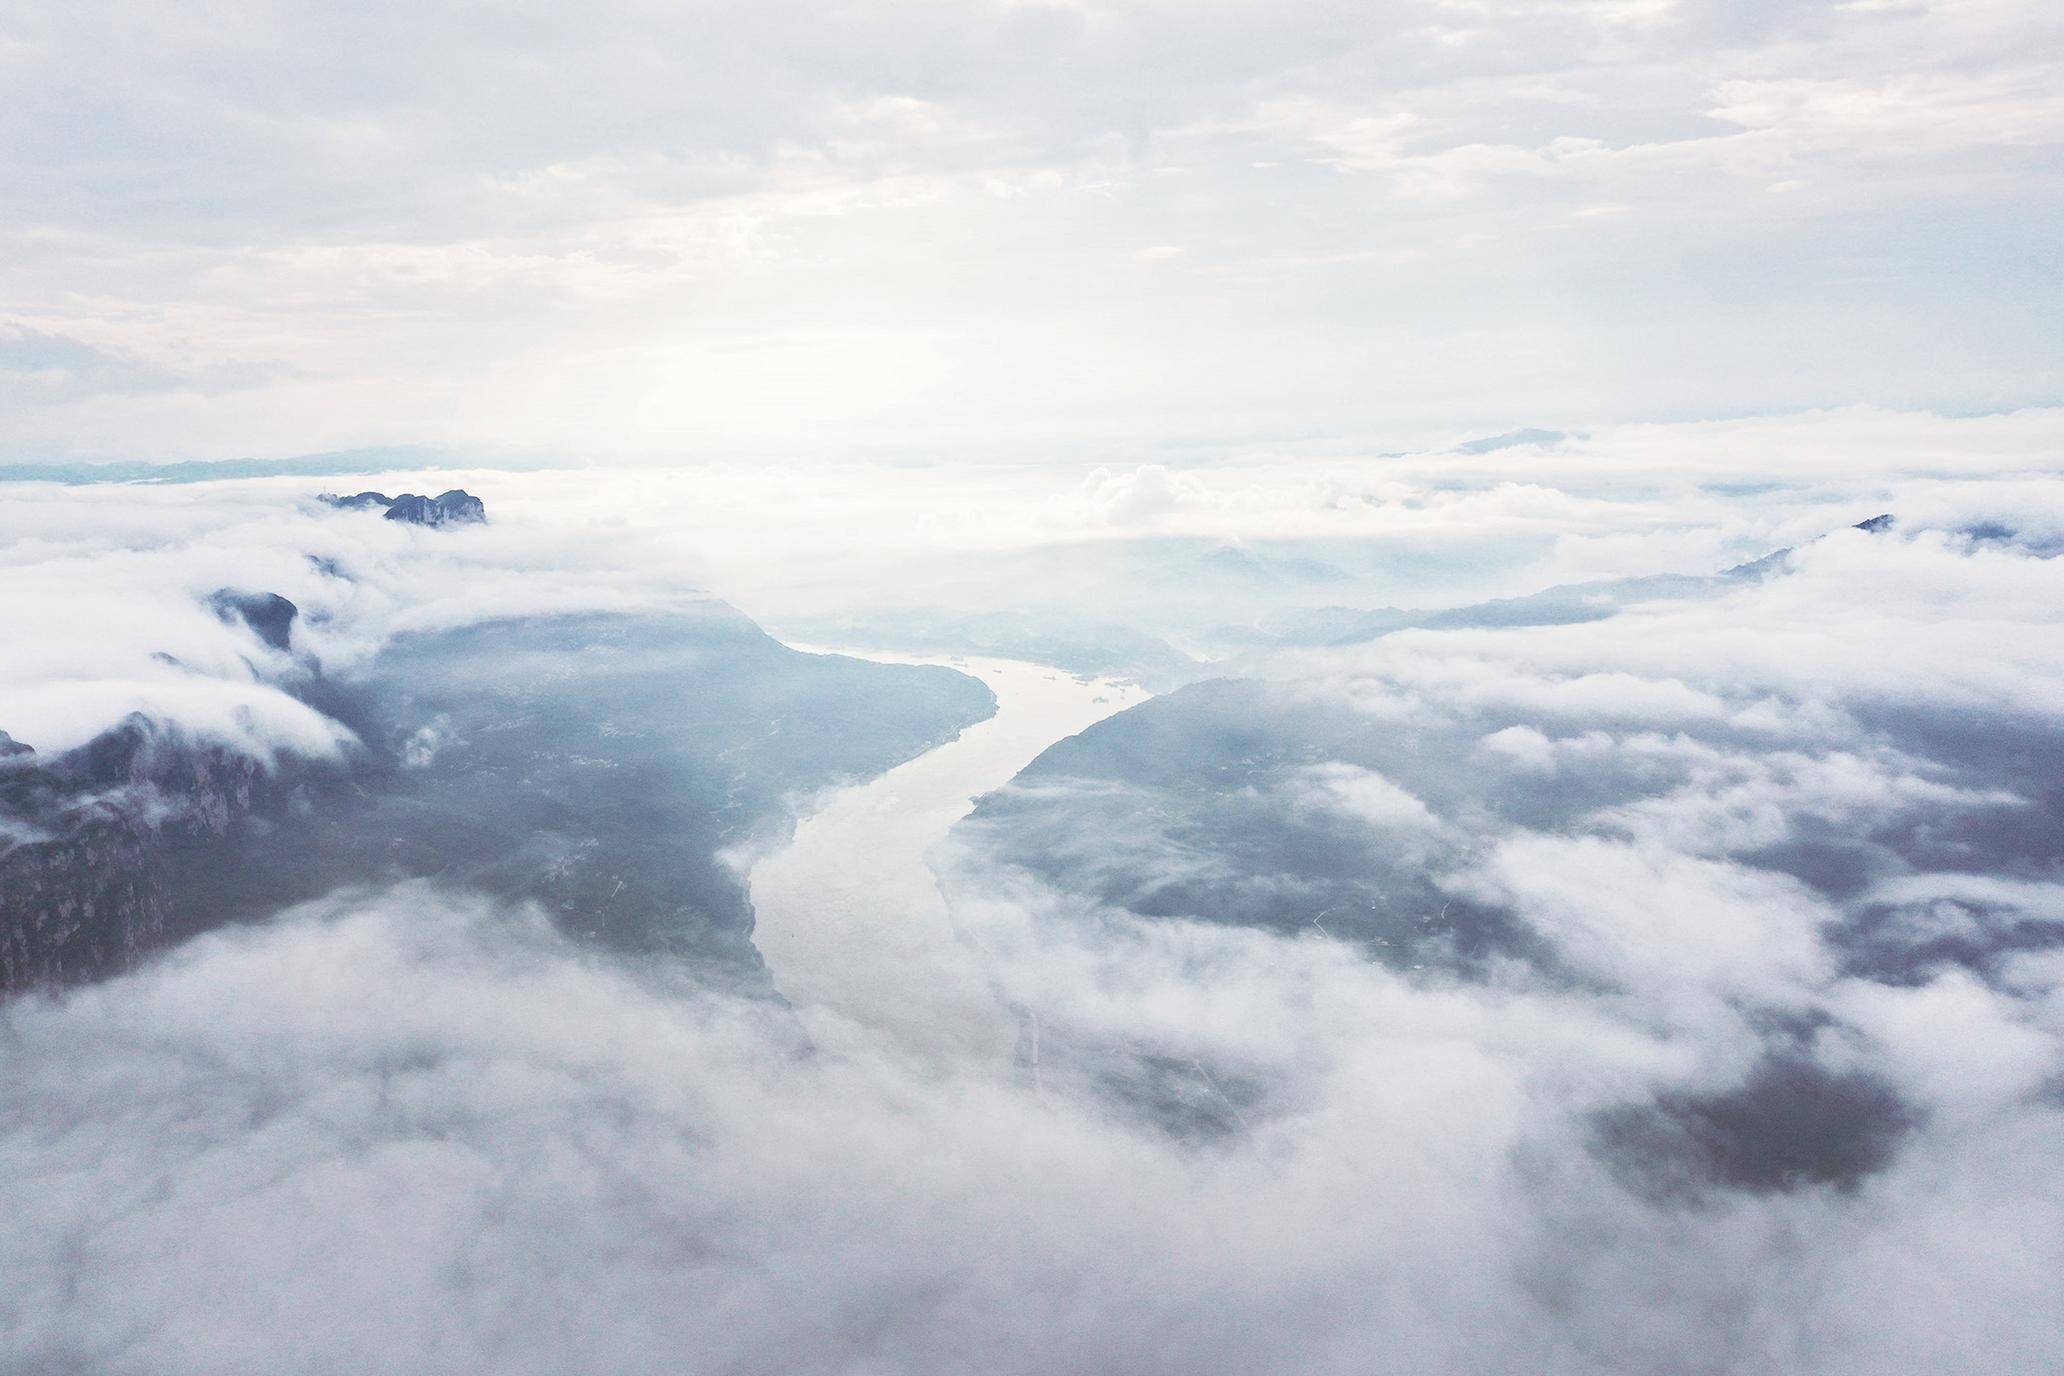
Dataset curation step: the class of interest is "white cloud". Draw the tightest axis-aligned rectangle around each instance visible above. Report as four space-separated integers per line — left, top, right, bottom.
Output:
3 878 2053 1375
1297 761 1442 834
1827 971 2059 1121
7 410 2064 1370
11 409 2064 754
1460 832 1835 1010
2 0 2059 458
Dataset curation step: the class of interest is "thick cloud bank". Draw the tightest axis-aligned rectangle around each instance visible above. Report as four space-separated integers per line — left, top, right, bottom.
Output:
931 491 2064 1371
5 422 2064 1373
3 881 2058 1374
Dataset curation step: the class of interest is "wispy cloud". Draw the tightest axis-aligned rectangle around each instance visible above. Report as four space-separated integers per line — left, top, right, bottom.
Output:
2 0 2059 457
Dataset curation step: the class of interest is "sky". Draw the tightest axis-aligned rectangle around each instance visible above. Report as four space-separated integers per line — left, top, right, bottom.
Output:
3 0 2061 463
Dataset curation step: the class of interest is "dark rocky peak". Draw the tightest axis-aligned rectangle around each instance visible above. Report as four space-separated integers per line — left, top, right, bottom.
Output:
428 489 486 523
208 589 298 652
381 494 439 524
1846 512 2051 552
65 713 169 787
1724 513 1899 578
23 712 264 808
318 489 487 526
1 712 269 993
0 730 32 766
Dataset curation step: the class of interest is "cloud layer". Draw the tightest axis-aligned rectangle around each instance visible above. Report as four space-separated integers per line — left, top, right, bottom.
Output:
5 417 2064 1371
4 0 2060 458
7 404 2064 754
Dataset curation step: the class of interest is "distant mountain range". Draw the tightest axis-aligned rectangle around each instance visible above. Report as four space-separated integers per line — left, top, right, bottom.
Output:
943 509 2063 1162
1214 514 1898 651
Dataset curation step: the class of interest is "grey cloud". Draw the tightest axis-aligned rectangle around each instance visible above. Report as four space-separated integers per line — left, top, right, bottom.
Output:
5 2 2060 457
2 882 2059 1375
6 443 2064 1372
0 323 268 404
945 488 2064 1266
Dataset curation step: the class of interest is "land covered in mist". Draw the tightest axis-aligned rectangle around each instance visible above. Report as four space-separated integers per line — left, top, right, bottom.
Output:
2 411 2062 1373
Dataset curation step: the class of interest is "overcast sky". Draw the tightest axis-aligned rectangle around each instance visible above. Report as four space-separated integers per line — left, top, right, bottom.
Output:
3 0 2060 462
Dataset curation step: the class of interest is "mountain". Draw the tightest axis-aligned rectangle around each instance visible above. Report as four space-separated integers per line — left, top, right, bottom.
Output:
0 598 995 995
1452 427 1569 454
942 512 2064 1160
207 589 300 651
0 719 270 991
318 488 488 525
1214 514 1901 651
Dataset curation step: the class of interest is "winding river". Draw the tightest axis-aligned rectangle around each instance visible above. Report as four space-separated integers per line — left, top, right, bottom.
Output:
748 651 1147 1061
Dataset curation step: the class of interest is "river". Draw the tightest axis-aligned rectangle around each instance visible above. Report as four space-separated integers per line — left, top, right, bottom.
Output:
747 650 1148 1061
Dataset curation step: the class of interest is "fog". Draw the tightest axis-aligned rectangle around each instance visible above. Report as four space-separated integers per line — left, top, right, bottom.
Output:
10 404 2061 755
1 872 2055 1372
4 411 2062 1372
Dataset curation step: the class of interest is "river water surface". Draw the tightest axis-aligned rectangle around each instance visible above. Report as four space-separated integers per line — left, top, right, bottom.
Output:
748 650 1147 1061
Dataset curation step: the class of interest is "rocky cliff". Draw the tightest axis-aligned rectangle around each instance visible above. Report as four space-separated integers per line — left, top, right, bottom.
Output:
318 488 487 526
0 718 266 991
2 591 996 998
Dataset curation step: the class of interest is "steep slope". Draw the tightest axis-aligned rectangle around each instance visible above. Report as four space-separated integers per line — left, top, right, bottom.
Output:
1 600 995 995
942 515 2064 1169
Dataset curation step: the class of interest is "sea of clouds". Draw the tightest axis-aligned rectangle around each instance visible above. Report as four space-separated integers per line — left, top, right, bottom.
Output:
3 409 2062 1373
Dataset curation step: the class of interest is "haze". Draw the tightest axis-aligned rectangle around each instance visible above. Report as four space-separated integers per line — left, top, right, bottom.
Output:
3 4 2062 1375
